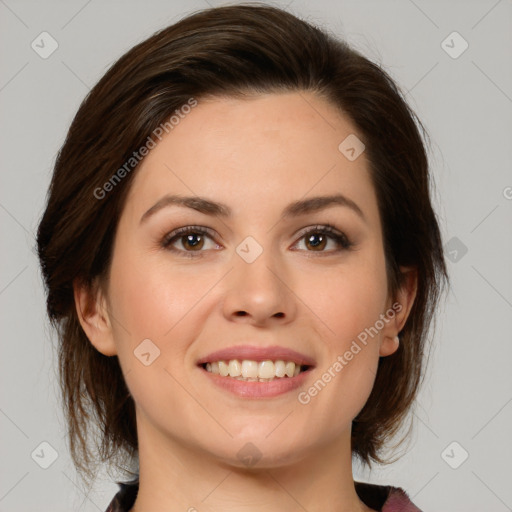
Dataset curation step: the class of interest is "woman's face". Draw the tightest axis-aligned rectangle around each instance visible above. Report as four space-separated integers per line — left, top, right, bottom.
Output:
81 91 413 468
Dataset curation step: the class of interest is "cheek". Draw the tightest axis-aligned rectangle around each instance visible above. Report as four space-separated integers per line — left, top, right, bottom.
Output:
106 250 206 426
106 245 225 390
108 247 207 338
302 267 386 414
299 262 388 428
310 253 388 347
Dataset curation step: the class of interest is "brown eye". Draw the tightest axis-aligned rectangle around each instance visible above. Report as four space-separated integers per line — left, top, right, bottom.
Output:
161 226 221 257
293 225 353 253
179 232 205 251
304 232 329 251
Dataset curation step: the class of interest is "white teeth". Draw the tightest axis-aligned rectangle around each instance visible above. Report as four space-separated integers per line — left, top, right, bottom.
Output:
228 359 241 377
258 360 275 379
241 360 259 379
218 361 229 377
285 361 295 377
203 359 308 381
274 360 286 377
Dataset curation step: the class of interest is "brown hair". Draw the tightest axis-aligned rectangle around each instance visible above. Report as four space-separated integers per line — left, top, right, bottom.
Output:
36 3 448 485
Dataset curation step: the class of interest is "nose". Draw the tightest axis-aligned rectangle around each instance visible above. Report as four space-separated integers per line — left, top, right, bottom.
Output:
222 244 297 327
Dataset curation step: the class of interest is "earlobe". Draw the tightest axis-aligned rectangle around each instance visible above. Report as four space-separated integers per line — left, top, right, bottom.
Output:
379 266 418 357
379 335 400 357
73 278 117 356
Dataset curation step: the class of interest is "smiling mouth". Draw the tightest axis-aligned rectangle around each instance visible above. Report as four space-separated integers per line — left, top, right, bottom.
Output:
199 359 312 382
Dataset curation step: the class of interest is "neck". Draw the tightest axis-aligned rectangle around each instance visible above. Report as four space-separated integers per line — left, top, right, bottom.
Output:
129 413 373 512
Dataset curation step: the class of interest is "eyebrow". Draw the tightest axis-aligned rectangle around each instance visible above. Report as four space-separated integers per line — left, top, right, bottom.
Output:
140 193 366 224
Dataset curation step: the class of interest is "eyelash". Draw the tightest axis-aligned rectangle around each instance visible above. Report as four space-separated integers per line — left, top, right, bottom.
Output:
160 224 354 258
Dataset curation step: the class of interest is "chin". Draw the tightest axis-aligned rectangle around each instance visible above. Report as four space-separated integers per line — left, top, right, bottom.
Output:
202 432 306 469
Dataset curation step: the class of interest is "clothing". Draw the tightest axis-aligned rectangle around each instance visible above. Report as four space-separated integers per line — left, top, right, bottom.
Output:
105 477 423 511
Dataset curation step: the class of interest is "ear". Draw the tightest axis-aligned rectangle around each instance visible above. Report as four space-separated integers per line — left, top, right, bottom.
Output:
379 266 418 357
73 277 117 356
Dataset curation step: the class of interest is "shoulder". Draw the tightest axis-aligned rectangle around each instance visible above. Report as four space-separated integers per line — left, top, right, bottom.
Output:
355 481 423 512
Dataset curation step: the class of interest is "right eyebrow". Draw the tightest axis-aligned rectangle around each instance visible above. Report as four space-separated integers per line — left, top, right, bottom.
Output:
140 195 231 224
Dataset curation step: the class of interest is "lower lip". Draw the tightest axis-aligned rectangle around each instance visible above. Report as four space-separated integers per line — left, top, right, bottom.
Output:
199 367 313 398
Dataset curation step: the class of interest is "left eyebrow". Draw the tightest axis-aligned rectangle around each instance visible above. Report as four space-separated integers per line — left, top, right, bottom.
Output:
280 194 367 223
140 193 367 224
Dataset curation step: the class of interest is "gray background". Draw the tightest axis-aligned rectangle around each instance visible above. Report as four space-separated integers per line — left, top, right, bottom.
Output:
1 0 511 510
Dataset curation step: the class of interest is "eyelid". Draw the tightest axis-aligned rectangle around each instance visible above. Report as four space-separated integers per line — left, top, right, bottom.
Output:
294 223 343 239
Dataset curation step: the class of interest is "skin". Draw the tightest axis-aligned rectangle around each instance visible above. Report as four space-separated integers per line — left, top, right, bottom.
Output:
76 91 417 512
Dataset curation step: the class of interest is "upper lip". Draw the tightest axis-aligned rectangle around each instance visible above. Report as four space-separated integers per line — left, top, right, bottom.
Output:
197 345 316 367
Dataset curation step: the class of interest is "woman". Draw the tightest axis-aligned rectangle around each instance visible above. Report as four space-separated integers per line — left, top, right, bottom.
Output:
36 4 448 511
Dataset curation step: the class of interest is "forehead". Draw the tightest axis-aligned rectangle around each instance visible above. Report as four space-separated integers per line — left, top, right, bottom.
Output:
123 92 379 226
